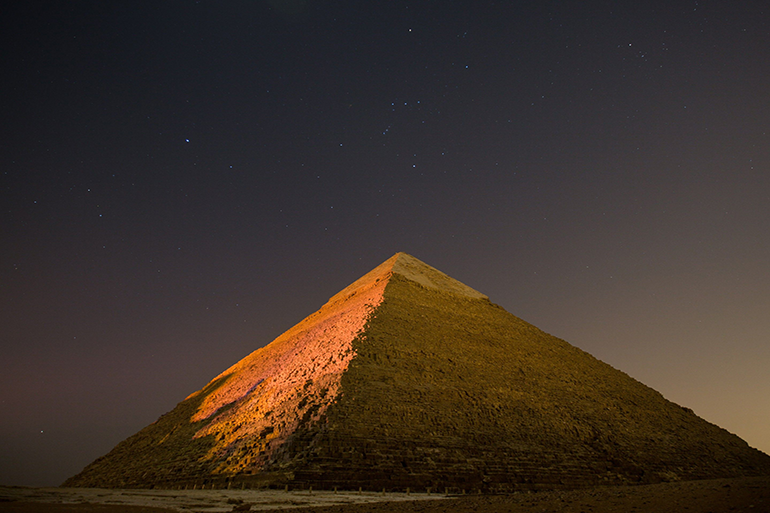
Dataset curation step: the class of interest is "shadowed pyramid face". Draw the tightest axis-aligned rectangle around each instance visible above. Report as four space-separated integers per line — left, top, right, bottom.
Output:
65 253 770 491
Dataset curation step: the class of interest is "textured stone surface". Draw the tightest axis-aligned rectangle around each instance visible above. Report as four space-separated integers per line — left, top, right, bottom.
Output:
64 253 770 490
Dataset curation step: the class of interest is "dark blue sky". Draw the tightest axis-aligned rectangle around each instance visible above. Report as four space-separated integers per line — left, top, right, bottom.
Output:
2 0 769 486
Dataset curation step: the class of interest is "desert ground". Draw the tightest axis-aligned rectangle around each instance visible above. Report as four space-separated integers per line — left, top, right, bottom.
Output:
1 476 768 513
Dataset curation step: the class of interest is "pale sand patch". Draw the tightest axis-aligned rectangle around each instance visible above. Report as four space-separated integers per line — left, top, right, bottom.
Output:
0 487 446 512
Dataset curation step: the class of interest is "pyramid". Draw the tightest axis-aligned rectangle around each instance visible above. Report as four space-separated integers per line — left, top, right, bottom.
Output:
65 253 770 491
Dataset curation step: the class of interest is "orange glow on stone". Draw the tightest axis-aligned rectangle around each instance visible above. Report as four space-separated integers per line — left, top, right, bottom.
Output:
187 262 390 474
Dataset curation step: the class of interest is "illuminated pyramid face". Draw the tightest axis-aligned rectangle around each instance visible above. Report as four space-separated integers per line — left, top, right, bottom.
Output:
66 253 770 491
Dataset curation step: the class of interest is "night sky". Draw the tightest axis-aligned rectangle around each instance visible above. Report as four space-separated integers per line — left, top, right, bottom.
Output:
2 1 769 487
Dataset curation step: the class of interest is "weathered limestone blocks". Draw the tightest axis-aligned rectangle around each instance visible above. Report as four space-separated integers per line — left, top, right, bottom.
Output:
65 253 770 490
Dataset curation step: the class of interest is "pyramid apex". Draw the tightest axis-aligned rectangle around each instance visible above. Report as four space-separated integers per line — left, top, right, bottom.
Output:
390 253 488 300
325 253 486 306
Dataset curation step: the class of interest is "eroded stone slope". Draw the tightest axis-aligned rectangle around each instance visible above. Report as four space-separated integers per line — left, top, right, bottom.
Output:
65 253 770 490
64 255 392 487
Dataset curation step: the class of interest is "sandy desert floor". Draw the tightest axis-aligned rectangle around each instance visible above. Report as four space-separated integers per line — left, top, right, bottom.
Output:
0 487 440 513
1 476 768 513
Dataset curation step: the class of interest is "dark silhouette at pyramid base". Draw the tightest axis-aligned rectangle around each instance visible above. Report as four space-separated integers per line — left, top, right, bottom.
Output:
65 253 770 491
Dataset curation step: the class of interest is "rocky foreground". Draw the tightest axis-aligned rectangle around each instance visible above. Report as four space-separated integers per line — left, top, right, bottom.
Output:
2 476 768 513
